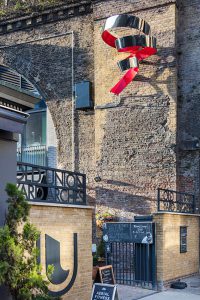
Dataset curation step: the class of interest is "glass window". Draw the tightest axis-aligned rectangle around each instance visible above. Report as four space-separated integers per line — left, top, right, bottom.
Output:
22 110 46 147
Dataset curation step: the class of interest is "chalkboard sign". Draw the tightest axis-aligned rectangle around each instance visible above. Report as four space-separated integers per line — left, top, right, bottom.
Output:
91 284 118 300
99 265 115 284
103 222 154 244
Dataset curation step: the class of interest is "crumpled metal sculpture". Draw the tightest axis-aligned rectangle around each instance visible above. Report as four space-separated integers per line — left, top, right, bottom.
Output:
102 14 157 95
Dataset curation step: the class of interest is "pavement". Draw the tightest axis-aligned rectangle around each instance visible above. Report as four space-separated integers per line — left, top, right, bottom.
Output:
139 291 200 300
117 274 200 300
117 285 157 300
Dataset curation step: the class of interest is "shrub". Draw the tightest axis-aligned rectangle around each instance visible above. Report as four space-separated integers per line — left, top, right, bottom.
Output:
0 183 60 300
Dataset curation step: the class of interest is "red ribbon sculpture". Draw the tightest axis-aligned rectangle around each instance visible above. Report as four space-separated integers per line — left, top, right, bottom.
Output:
102 14 157 95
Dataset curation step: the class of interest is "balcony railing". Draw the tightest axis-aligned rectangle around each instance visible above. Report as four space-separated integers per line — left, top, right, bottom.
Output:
17 162 87 205
17 145 47 167
157 188 196 214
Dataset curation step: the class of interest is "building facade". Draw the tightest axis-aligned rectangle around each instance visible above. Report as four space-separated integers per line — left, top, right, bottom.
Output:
0 0 199 233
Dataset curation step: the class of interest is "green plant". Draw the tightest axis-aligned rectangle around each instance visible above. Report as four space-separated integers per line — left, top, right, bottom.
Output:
0 183 60 300
14 1 23 10
96 211 115 228
93 254 98 266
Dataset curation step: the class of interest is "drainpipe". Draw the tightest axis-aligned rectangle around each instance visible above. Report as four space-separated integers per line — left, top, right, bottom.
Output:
71 31 75 171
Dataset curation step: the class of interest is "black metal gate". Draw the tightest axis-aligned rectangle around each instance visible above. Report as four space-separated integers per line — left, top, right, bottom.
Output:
104 218 156 289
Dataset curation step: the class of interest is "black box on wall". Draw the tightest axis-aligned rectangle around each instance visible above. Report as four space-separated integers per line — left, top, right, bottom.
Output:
75 81 93 110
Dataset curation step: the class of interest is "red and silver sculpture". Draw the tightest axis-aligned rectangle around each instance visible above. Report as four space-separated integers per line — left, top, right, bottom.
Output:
102 14 157 95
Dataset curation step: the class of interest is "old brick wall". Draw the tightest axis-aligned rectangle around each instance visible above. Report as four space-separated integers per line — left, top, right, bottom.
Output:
94 0 177 220
29 204 93 300
176 0 200 212
154 212 200 289
0 4 96 210
0 0 180 235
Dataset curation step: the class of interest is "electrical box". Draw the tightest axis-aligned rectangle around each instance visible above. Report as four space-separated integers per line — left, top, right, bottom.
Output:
75 81 93 110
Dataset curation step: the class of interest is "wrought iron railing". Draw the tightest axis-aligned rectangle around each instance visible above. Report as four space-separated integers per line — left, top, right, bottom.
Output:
157 188 195 214
17 145 47 167
17 162 86 205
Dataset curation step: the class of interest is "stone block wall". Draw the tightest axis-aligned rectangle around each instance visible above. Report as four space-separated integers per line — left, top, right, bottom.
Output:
0 5 96 209
2 0 200 238
94 0 177 220
154 212 200 289
29 203 93 300
177 0 200 211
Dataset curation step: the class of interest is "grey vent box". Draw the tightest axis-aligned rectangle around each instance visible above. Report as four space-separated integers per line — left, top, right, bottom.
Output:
75 81 93 109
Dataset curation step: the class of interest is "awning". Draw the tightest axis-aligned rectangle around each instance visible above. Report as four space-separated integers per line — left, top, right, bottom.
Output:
0 81 41 111
0 105 29 134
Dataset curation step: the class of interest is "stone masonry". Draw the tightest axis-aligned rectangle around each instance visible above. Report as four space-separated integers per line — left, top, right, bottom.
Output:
94 1 177 221
0 0 199 235
177 0 200 211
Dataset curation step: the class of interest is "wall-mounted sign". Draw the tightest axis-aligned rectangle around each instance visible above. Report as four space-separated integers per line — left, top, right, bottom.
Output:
101 14 157 95
91 284 119 300
37 233 78 297
103 222 154 244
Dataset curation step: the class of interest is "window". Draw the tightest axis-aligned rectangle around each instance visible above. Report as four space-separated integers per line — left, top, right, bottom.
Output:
180 226 187 253
22 110 46 147
17 100 47 166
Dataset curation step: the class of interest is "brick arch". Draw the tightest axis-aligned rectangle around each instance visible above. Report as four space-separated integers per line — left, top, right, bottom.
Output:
0 63 58 168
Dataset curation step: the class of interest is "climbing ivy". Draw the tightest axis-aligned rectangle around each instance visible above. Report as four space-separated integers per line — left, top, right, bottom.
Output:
0 0 67 18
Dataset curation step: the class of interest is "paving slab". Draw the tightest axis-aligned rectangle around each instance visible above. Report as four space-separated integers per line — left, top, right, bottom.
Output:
117 285 157 300
141 291 200 300
117 274 200 299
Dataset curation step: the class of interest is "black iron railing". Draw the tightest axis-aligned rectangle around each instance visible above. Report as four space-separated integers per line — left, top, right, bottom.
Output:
157 188 195 214
17 162 86 205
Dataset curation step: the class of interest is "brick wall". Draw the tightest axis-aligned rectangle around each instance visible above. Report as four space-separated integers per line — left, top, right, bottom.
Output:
29 204 93 300
177 0 200 211
94 1 177 220
0 8 96 209
2 0 199 237
154 212 200 289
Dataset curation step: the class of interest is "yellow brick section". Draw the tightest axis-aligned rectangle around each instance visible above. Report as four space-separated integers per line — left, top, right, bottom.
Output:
29 205 93 300
154 212 200 285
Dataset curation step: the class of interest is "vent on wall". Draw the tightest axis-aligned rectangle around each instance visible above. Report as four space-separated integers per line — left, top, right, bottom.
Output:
75 81 93 110
0 65 39 95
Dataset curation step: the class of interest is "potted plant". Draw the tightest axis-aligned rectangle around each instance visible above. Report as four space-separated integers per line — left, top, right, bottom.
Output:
96 211 115 229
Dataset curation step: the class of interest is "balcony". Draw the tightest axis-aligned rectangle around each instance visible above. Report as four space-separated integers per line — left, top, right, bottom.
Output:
17 162 87 205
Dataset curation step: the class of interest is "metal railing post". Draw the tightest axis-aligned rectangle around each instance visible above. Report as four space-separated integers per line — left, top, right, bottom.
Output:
193 195 196 214
157 188 160 212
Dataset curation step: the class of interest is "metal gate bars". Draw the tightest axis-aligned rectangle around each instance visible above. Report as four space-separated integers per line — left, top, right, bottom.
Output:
106 242 155 288
103 220 156 289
